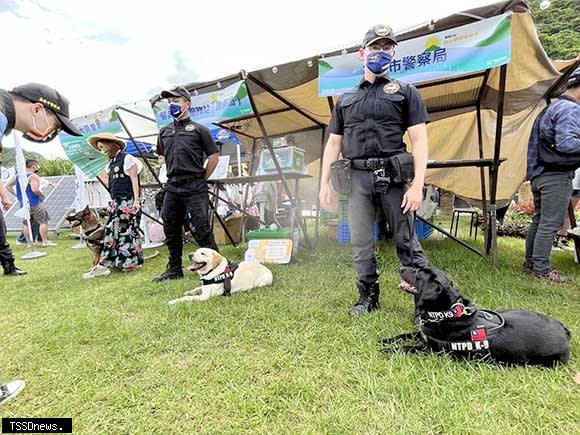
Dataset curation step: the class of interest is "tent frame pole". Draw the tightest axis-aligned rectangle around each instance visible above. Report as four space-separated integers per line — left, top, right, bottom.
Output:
239 138 258 242
314 127 326 246
244 78 312 249
476 69 491 252
246 74 325 129
487 64 508 265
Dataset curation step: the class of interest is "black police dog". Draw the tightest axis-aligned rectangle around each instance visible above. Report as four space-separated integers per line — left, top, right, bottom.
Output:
383 266 571 367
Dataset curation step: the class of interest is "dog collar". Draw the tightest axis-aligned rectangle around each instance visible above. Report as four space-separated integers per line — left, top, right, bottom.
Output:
422 299 475 324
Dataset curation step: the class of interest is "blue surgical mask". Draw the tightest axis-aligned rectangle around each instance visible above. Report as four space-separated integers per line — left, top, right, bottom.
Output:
366 51 393 75
169 103 184 119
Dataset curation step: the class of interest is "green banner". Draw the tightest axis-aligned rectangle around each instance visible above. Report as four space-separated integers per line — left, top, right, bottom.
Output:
58 107 123 178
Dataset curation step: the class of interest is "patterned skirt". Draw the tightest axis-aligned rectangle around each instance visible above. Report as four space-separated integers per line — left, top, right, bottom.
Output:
100 199 143 269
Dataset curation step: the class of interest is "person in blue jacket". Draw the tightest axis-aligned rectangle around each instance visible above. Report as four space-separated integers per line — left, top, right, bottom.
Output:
525 67 580 282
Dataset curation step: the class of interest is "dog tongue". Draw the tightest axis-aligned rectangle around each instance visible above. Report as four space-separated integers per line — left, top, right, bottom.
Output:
398 281 418 294
188 262 205 271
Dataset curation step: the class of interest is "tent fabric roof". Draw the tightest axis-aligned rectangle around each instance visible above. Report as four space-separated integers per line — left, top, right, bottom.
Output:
173 0 577 202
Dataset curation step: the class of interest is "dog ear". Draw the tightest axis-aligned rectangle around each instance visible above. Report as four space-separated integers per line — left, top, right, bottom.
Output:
210 250 223 270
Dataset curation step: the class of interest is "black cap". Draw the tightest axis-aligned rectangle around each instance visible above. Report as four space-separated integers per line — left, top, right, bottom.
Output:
11 83 82 136
161 86 191 102
566 67 580 89
362 24 398 48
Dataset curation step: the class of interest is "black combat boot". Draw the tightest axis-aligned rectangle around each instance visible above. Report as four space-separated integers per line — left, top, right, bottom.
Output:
152 262 183 282
349 281 380 316
3 259 27 276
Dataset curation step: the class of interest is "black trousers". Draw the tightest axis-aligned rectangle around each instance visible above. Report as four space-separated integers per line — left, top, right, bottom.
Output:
0 209 15 266
162 181 218 271
348 169 427 285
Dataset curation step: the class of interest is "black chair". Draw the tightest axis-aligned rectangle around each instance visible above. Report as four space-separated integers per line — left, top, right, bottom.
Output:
450 196 479 240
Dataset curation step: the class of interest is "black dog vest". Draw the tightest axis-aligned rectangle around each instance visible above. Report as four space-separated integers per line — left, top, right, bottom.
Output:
200 262 238 296
421 309 505 358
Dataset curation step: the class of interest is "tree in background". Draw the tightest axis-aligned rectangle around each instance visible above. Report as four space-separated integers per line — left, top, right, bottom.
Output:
528 0 580 60
39 159 74 176
1 147 74 176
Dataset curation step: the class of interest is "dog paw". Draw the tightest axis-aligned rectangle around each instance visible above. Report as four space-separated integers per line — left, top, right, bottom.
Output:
184 288 202 296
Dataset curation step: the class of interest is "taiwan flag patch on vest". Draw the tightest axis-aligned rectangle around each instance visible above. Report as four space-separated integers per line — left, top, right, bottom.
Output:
470 327 488 342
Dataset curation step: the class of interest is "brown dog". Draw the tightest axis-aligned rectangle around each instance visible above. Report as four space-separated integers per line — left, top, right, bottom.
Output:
66 206 106 269
66 205 159 271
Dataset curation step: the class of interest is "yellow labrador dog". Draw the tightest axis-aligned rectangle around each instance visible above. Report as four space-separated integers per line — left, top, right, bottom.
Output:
168 248 273 304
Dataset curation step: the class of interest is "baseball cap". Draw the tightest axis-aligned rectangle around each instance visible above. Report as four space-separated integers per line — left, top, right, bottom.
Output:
11 83 82 136
161 86 191 102
362 24 398 48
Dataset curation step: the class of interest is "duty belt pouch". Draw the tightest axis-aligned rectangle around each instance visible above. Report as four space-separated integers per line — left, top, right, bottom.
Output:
390 153 415 185
330 159 352 194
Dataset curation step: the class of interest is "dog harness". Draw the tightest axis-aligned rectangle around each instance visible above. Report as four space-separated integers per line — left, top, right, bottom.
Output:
420 309 505 358
200 262 238 296
83 225 105 248
381 298 506 359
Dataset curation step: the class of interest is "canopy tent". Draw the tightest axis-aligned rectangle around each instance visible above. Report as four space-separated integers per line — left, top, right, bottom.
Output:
163 0 578 263
58 0 578 262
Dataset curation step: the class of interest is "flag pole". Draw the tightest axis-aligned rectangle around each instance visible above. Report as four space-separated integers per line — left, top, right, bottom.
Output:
13 133 47 260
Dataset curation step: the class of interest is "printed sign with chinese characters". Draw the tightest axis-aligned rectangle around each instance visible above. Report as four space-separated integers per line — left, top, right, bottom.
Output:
318 12 512 96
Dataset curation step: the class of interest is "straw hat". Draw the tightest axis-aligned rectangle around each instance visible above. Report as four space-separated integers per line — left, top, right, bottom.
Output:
87 132 126 151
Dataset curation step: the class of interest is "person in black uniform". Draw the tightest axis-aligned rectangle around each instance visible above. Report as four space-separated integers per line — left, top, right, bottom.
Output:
319 25 430 316
0 83 82 276
152 86 220 282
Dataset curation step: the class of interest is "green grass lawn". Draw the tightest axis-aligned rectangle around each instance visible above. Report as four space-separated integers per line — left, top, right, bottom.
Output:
1 229 579 434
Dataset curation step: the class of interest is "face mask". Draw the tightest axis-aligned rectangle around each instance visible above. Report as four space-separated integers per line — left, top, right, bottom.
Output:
23 107 59 143
169 103 184 119
366 51 393 75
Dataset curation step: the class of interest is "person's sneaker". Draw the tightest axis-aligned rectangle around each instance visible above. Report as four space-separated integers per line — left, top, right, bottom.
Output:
14 240 27 246
534 268 569 283
82 265 111 279
152 269 183 282
41 241 58 248
522 261 534 273
0 380 25 406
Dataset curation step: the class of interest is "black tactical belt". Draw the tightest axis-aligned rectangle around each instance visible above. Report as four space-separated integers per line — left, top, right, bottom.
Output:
168 174 204 184
351 158 391 171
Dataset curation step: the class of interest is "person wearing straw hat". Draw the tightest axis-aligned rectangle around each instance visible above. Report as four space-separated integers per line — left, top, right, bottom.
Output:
0 83 82 276
82 132 144 279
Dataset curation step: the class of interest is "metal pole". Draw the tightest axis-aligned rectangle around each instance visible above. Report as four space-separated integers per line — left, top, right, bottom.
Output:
244 80 295 207
244 79 311 240
115 108 163 188
476 104 488 252
416 215 482 256
488 64 508 266
240 139 257 241
115 105 157 123
246 74 325 128
314 127 326 246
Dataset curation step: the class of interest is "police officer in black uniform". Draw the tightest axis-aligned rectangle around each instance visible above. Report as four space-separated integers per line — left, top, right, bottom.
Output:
320 25 430 316
152 86 220 282
0 83 82 276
